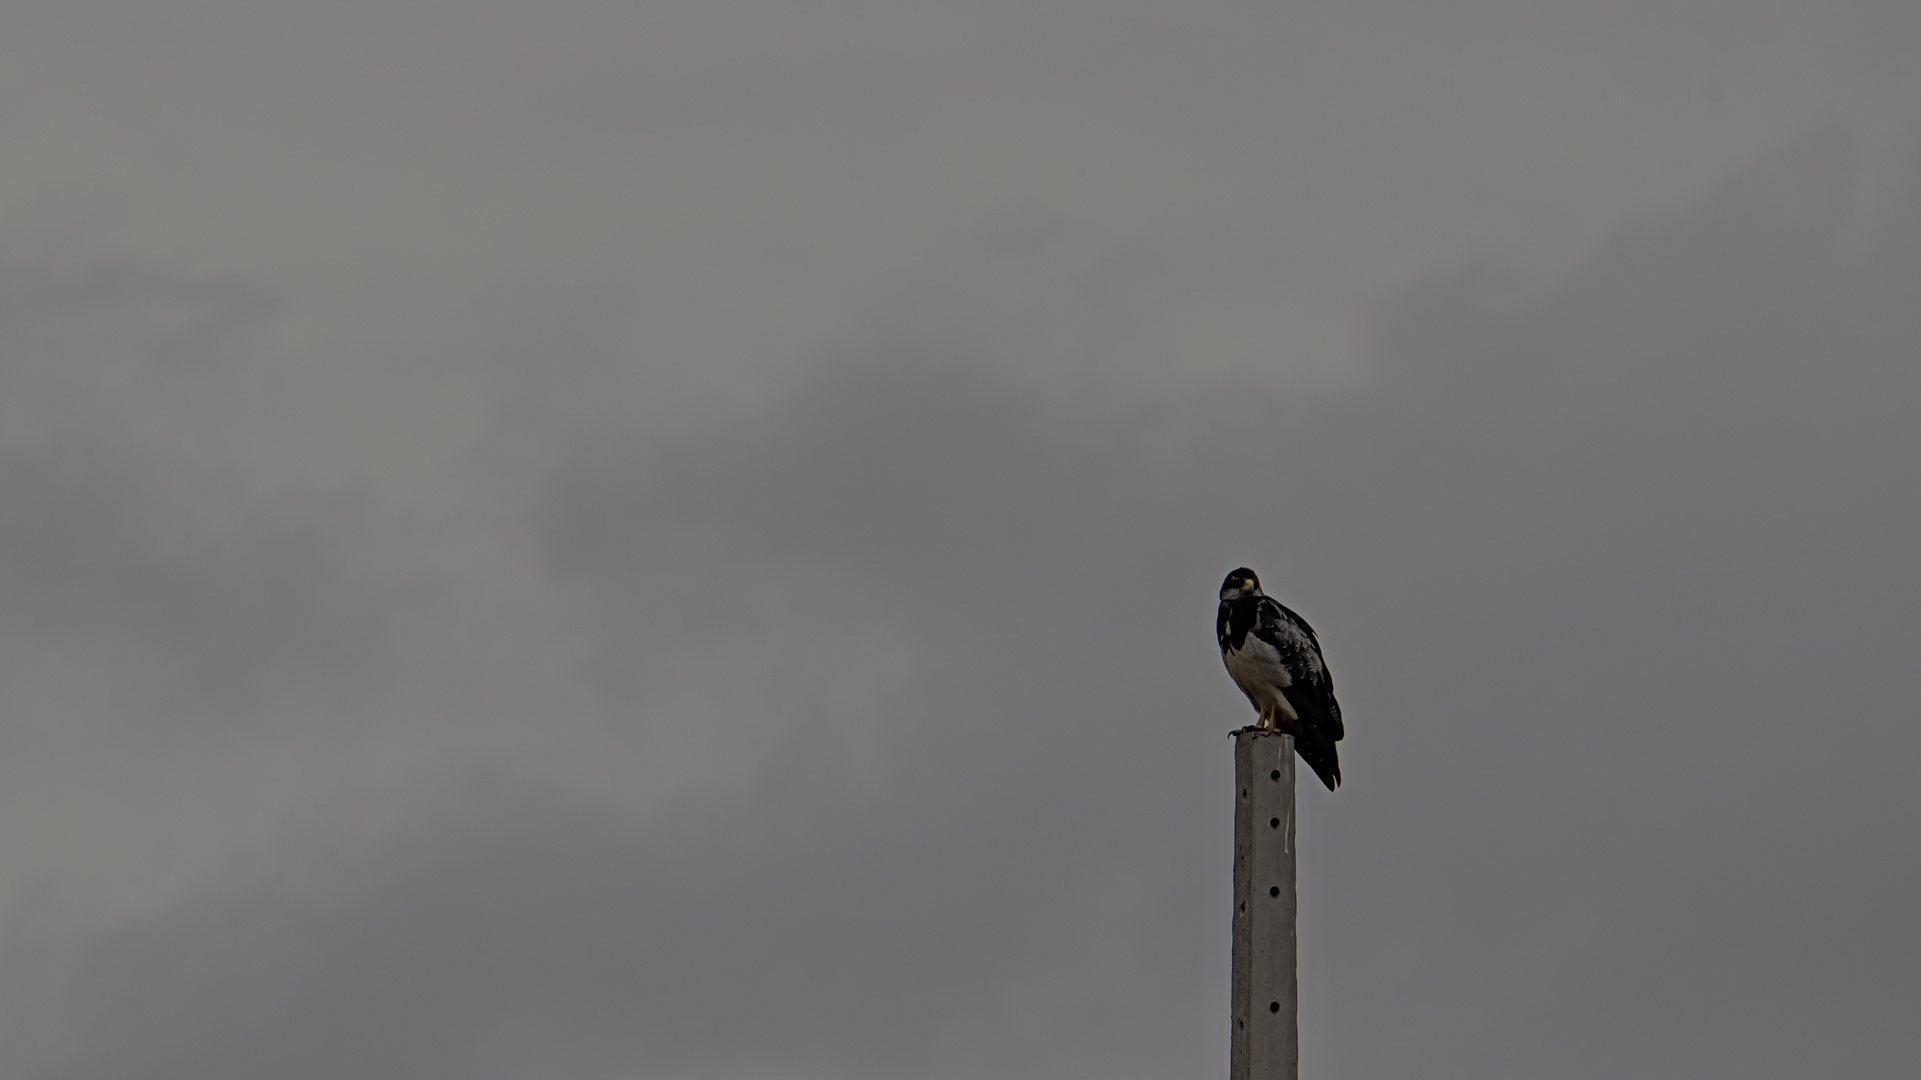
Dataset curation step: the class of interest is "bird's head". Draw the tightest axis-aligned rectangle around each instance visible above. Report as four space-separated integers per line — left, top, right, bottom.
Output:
1219 567 1263 600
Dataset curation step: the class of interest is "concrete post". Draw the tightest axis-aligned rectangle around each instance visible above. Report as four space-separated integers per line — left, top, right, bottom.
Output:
1231 729 1297 1080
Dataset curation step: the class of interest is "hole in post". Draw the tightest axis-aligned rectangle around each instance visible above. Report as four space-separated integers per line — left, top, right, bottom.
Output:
1269 817 1280 828
1270 886 1280 897
1238 1019 1245 1029
1241 789 1248 799
1270 769 1280 781
1269 1001 1281 1013
1239 902 1245 912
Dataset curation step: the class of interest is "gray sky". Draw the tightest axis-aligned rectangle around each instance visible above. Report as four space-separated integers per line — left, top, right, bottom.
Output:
0 3 1916 1078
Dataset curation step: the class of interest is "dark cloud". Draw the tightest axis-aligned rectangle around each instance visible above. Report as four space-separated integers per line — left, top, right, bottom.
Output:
37 776 1181 1080
1318 129 1921 1078
0 259 407 735
12 126 1917 1079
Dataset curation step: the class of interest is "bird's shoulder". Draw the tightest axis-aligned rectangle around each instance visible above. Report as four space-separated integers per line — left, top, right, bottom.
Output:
1260 598 1323 652
1251 598 1326 674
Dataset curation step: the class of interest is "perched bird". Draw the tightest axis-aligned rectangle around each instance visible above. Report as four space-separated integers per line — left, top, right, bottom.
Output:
1216 567 1344 791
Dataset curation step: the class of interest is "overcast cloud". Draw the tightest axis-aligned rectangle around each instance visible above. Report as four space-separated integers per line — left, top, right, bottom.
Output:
0 3 1916 1078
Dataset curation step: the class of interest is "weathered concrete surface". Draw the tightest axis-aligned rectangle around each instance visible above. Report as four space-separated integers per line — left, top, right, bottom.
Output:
1231 730 1296 1080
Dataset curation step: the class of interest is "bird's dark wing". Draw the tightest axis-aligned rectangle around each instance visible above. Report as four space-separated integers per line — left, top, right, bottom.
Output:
1252 598 1345 789
1253 599 1342 740
1277 603 1325 659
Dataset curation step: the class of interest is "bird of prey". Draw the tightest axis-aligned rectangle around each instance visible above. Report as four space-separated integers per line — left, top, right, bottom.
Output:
1217 567 1344 791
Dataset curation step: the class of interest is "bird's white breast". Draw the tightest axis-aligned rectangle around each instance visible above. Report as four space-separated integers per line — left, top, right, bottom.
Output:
1222 636 1298 720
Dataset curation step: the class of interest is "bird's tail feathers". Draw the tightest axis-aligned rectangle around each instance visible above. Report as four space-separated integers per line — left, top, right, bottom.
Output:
1296 734 1341 792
